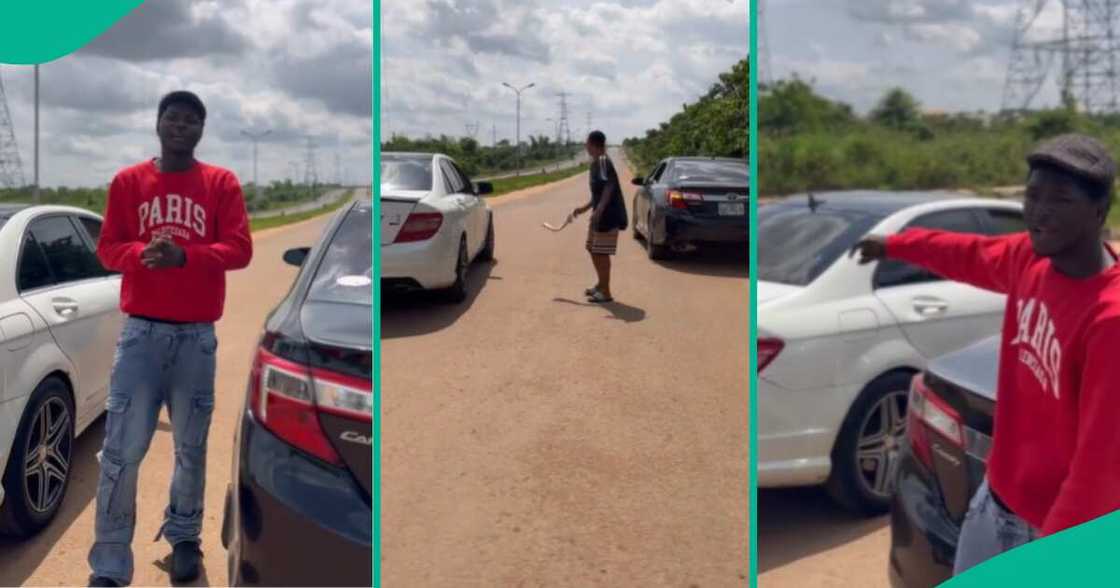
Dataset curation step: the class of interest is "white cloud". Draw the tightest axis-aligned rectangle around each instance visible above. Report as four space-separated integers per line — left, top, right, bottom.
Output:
0 0 371 188
382 0 749 145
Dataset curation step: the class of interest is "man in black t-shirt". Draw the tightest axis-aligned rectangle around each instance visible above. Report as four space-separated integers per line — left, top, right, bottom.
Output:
573 130 627 303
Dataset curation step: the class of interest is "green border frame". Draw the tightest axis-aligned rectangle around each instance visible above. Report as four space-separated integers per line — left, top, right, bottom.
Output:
748 0 758 586
372 0 382 586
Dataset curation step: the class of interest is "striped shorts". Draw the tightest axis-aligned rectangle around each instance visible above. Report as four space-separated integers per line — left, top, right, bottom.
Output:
586 227 619 255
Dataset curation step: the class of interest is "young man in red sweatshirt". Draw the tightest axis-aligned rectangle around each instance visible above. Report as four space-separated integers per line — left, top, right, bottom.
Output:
851 133 1120 575
87 91 252 587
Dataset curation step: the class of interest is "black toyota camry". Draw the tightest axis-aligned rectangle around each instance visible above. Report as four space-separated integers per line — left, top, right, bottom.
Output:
222 200 373 586
888 335 998 587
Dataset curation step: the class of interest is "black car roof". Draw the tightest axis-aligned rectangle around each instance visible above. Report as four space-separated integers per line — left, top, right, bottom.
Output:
767 191 951 217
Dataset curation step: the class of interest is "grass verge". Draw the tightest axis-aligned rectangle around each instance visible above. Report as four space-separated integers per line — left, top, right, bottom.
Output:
485 165 586 197
249 190 354 232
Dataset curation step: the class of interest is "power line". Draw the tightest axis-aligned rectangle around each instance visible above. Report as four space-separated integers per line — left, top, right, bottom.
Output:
1003 0 1120 114
0 67 26 189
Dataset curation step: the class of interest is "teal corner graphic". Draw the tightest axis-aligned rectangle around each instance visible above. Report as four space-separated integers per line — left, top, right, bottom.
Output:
0 2 144 64
944 509 1120 586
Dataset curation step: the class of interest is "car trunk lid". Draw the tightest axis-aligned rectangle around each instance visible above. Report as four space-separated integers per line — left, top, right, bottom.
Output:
381 190 426 244
669 182 749 219
915 336 998 524
300 300 373 499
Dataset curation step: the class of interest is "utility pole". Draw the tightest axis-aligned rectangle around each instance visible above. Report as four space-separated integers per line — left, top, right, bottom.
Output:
502 81 535 175
303 137 319 198
33 65 39 202
240 128 271 203
491 123 497 147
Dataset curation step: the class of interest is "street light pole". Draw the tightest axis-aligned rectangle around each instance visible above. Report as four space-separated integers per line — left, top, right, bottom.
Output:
502 81 534 176
33 64 39 203
240 129 271 203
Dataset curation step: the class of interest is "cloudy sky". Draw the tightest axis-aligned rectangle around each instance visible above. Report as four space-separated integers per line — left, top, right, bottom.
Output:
765 0 1070 115
0 0 372 188
381 0 749 146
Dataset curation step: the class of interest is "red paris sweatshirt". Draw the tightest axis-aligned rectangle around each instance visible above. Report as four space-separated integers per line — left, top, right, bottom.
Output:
97 160 253 323
886 228 1120 536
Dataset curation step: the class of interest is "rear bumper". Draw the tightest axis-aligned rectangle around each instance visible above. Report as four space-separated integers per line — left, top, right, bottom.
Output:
657 211 748 246
756 378 853 488
380 229 457 289
888 450 958 588
224 414 371 587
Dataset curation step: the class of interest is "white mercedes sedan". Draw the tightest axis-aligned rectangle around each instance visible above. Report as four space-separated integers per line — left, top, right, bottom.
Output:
0 204 123 537
757 191 1024 515
380 152 494 303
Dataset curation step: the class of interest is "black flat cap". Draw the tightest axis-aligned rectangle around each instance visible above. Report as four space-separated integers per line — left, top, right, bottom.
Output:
1027 133 1116 188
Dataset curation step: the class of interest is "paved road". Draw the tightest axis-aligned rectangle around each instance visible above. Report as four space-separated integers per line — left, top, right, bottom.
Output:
250 186 360 219
476 153 591 182
382 150 750 586
0 212 340 587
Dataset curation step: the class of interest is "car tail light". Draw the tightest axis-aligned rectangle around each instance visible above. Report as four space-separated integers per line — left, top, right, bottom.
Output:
248 346 373 465
394 212 443 243
756 338 784 373
668 190 703 210
907 373 964 469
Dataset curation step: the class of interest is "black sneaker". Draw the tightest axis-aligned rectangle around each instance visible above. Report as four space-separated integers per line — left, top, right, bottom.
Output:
88 577 122 587
171 541 202 583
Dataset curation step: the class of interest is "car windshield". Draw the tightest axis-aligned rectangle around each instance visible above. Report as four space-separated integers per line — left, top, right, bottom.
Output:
757 203 884 286
381 156 432 191
671 160 748 184
307 203 372 306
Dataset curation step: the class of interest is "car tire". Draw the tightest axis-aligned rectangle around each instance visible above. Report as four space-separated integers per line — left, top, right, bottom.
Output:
646 212 670 260
478 213 495 262
440 236 469 304
0 376 75 537
825 371 912 516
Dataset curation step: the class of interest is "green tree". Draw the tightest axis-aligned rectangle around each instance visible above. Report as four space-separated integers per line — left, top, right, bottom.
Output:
871 88 922 130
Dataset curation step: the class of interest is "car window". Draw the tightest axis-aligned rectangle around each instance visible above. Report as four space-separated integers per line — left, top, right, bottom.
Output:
307 204 373 306
18 233 54 292
440 160 466 193
381 157 433 191
26 216 107 286
78 216 102 243
983 208 1026 235
757 203 884 286
450 162 474 194
649 163 667 184
671 160 749 184
875 208 984 289
75 216 115 276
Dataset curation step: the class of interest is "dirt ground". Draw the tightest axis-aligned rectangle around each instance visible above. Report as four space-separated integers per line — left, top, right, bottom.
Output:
381 151 751 587
756 487 890 587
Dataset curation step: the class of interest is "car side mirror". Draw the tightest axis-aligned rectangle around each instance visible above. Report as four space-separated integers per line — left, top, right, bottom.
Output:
476 182 493 195
283 247 310 267
631 177 645 186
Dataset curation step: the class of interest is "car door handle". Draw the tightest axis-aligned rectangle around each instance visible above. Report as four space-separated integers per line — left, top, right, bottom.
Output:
913 298 948 316
52 299 79 317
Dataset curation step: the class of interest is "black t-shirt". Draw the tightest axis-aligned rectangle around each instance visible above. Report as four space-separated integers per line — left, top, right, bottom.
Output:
589 155 628 232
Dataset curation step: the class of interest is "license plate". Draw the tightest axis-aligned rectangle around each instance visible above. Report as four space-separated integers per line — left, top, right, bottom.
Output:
718 202 745 216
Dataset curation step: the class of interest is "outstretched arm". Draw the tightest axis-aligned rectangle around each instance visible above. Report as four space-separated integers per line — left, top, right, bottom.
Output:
850 229 1027 294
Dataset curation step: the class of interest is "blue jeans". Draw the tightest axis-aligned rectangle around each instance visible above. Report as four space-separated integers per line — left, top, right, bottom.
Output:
88 317 218 585
953 477 1039 576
